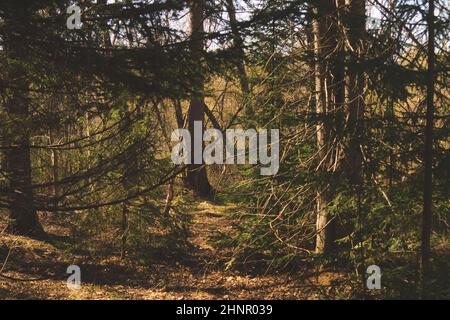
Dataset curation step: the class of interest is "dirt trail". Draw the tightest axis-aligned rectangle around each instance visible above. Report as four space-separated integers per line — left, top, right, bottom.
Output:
0 202 311 299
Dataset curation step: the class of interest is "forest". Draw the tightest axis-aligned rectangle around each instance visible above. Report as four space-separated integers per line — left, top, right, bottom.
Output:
0 0 448 300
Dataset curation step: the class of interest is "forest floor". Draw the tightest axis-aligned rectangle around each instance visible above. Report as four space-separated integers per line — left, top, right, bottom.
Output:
0 201 350 300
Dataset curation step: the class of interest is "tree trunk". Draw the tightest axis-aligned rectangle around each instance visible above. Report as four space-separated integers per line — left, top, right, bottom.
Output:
49 129 61 208
344 0 366 184
4 8 44 238
120 201 129 260
420 0 435 297
5 128 44 237
312 0 337 254
225 0 250 97
186 0 213 198
343 0 366 282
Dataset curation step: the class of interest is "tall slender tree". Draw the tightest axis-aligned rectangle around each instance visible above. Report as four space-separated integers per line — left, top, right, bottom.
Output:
225 0 249 97
3 4 45 237
312 0 341 254
344 0 365 184
420 0 436 296
186 0 213 197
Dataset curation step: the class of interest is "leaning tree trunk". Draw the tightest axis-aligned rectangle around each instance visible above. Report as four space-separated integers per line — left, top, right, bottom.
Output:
3 7 45 237
186 0 213 198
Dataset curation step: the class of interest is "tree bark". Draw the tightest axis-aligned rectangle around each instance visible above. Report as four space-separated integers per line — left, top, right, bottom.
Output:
225 0 250 97
120 201 129 260
186 0 213 198
3 7 45 237
49 128 61 208
420 0 435 297
5 126 44 237
312 0 337 254
344 0 366 184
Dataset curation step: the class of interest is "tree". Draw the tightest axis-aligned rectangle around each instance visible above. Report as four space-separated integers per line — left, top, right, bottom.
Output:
343 0 366 184
420 0 436 296
225 0 250 97
2 4 45 237
311 0 342 254
312 0 366 255
185 0 214 197
0 0 199 235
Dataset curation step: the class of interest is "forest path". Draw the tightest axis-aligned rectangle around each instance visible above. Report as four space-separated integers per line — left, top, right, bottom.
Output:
0 201 312 299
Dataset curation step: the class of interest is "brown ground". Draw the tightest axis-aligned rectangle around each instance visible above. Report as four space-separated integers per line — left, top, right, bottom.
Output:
0 202 348 300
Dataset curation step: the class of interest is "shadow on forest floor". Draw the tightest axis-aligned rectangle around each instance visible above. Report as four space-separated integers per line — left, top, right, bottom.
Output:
2 201 447 299
0 201 325 299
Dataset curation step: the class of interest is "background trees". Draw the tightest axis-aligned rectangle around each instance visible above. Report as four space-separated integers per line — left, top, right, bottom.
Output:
0 0 448 299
